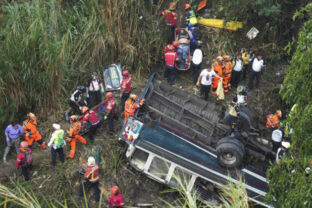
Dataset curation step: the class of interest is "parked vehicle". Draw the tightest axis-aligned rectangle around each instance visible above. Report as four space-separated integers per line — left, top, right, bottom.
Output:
119 73 274 207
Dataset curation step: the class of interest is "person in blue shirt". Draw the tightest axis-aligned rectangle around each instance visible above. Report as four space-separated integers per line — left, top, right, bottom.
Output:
4 121 24 162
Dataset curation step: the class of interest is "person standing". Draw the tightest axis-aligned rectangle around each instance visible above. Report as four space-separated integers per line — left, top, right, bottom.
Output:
211 56 224 95
124 94 144 122
16 141 32 181
120 70 132 110
241 47 251 80
81 106 100 141
248 55 265 90
231 54 243 88
164 45 179 85
48 124 65 166
158 2 177 43
271 129 283 153
23 113 47 149
191 41 203 85
222 55 232 93
78 156 100 202
3 121 24 162
108 186 125 208
69 86 86 115
185 4 198 26
86 72 105 107
67 115 86 159
104 92 117 135
196 64 222 101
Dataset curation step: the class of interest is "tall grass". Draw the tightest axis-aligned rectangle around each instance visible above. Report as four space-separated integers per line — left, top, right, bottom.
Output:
0 0 164 128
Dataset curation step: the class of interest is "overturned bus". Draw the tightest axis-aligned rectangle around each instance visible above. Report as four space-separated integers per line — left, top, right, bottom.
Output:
119 73 274 207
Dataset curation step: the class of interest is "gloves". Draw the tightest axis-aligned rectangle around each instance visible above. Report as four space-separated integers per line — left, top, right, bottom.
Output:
6 137 10 144
86 94 89 98
101 88 104 93
104 115 108 120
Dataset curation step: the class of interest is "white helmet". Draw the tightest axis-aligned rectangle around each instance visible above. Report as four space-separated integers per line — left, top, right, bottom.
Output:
281 141 290 149
53 123 61 130
88 157 96 166
271 129 282 143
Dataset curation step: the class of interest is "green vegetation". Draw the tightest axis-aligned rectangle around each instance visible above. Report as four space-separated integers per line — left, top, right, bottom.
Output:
266 3 312 207
0 0 163 129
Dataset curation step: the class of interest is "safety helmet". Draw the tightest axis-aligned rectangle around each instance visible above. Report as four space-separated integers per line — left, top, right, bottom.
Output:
122 70 129 77
169 2 176 10
276 110 282 117
223 55 230 60
130 94 138 101
106 92 114 99
172 41 179 47
77 86 86 93
88 157 96 166
281 141 290 149
81 106 89 114
216 56 223 61
111 186 120 195
237 85 245 94
168 45 175 51
70 115 78 122
20 141 28 151
196 40 203 47
28 113 36 121
185 4 191 10
53 123 61 130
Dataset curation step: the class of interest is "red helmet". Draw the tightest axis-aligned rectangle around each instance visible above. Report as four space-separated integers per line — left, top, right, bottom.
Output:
111 186 119 195
168 45 175 51
172 41 179 47
122 70 129 77
106 92 114 99
169 2 176 10
20 141 28 151
81 106 89 114
185 4 191 10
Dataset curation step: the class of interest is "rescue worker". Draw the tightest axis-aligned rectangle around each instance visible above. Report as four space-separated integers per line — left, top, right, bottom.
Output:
276 140 290 165
78 156 100 202
222 55 232 93
67 115 86 159
4 121 24 162
124 94 144 122
211 56 224 95
23 113 47 149
248 54 265 90
81 106 100 141
16 141 32 181
158 2 177 43
48 124 65 166
241 47 251 80
192 41 203 85
162 41 179 58
188 25 201 55
120 70 132 110
69 86 86 115
266 110 282 129
164 45 179 85
228 96 240 134
108 186 125 208
104 92 117 135
86 72 104 107
185 4 197 26
271 128 283 152
231 54 243 88
234 86 248 105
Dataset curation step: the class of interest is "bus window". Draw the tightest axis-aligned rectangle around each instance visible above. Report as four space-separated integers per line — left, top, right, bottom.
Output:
130 149 149 170
148 157 170 180
169 167 192 189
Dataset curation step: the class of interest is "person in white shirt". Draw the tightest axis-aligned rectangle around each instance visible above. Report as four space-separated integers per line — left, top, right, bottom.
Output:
191 41 203 85
86 72 104 107
230 54 243 88
196 63 222 100
248 55 265 90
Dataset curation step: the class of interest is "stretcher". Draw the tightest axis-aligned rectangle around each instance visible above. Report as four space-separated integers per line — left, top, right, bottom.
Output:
198 18 243 31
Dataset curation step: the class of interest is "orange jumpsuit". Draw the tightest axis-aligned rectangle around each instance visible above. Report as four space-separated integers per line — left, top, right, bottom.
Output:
23 119 46 149
67 121 86 158
266 114 280 128
223 60 232 93
124 99 144 122
211 61 224 95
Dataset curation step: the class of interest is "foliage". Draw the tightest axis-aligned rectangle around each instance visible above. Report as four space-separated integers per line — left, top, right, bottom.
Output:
266 3 312 207
0 0 163 130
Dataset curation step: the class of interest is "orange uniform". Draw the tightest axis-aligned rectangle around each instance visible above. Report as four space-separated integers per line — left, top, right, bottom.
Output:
222 60 232 93
124 99 144 122
266 114 280 128
67 121 86 158
23 119 46 149
211 61 224 95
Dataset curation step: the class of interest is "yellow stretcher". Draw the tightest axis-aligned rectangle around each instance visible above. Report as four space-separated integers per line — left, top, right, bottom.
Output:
198 18 243 31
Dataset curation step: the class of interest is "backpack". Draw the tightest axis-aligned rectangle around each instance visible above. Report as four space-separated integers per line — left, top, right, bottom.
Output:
22 150 32 166
54 129 65 148
192 27 202 40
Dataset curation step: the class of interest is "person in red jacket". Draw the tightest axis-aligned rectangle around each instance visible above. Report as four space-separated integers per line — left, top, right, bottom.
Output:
78 156 100 202
108 186 125 208
104 92 117 135
16 141 32 181
120 70 132 110
158 2 177 43
81 106 100 141
164 45 179 85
